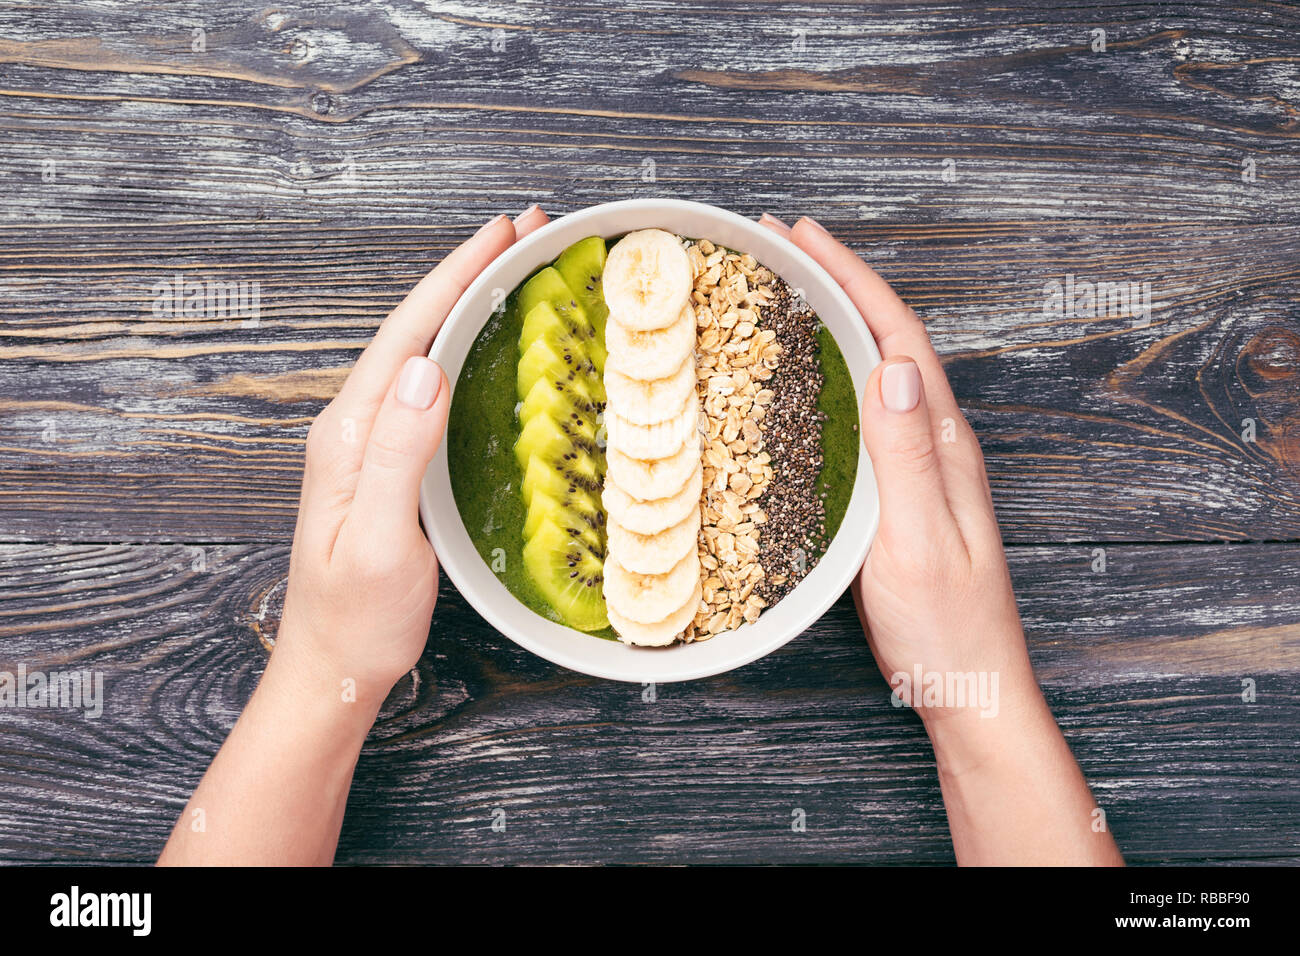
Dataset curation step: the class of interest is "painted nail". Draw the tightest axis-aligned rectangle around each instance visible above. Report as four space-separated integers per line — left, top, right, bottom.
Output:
396 356 442 410
758 213 789 227
514 203 542 221
473 214 509 236
881 361 921 413
800 216 830 235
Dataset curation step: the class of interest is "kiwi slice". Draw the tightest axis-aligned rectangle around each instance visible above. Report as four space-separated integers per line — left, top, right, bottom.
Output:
520 301 606 374
514 409 604 495
522 516 609 631
513 237 612 632
513 412 600 479
519 374 600 425
522 488 604 554
517 267 587 330
521 454 570 505
516 334 602 403
554 237 610 337
520 454 594 506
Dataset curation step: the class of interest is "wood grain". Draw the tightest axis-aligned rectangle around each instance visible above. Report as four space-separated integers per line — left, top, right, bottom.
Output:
1 221 1296 541
1 2 1298 225
0 543 1295 864
0 0 1296 866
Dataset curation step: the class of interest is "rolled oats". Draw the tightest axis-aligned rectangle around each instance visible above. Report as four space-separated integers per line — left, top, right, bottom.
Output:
680 239 781 644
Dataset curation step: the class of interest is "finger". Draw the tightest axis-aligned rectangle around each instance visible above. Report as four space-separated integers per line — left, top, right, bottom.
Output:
293 400 366 552
789 216 992 538
789 217 961 418
758 213 792 237
345 356 450 551
513 204 550 239
861 357 963 561
334 214 516 419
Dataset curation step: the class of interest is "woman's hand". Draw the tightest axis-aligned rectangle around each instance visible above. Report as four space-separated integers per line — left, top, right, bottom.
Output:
160 207 550 865
758 214 1123 865
758 214 1032 719
276 206 551 704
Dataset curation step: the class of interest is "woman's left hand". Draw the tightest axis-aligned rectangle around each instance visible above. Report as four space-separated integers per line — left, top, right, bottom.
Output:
275 206 551 704
160 207 550 866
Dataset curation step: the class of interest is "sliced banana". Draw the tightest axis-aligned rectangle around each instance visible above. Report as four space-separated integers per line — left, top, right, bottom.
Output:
605 356 695 425
602 461 702 536
599 227 706 646
604 304 695 381
606 398 699 462
608 580 702 647
606 438 699 502
603 550 699 625
603 229 693 332
606 508 699 576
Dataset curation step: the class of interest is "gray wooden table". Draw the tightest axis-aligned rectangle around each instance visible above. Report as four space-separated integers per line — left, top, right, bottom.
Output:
1 1 1297 864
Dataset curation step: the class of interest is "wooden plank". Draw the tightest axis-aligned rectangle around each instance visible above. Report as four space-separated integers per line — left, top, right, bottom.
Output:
0 542 1295 863
0 0 1296 870
0 2 1297 227
1 220 1296 541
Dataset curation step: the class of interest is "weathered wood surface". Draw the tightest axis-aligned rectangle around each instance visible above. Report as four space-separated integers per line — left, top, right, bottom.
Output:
2 2 1299 224
0 544 1296 864
0 1 1297 864
2 220 1297 542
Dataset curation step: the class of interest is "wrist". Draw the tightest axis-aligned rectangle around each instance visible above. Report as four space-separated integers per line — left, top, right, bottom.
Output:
263 620 389 737
918 661 1049 779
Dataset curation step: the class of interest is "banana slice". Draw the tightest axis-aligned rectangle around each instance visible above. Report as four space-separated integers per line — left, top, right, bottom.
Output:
602 462 702 536
606 398 699 462
606 438 699 502
604 304 695 381
605 356 695 425
606 508 699 576
608 580 702 647
603 550 699 625
603 229 693 332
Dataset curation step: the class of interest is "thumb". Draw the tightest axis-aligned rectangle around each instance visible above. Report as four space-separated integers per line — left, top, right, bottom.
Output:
349 355 450 544
861 357 960 555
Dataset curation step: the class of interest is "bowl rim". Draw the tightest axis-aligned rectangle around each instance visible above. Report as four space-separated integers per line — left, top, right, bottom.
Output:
419 198 880 682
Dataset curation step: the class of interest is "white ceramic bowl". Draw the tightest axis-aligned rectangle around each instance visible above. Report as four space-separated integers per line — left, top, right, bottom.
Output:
419 199 880 683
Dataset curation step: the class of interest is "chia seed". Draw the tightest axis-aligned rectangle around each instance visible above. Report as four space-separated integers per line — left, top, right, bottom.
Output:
756 277 827 605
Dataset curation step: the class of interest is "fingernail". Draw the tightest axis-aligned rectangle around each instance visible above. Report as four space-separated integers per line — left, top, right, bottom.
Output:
474 214 509 236
514 203 541 221
800 216 830 235
396 356 442 410
881 361 921 413
759 213 788 227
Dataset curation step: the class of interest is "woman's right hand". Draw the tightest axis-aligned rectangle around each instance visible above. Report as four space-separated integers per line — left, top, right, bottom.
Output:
758 214 1036 725
758 214 1122 865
